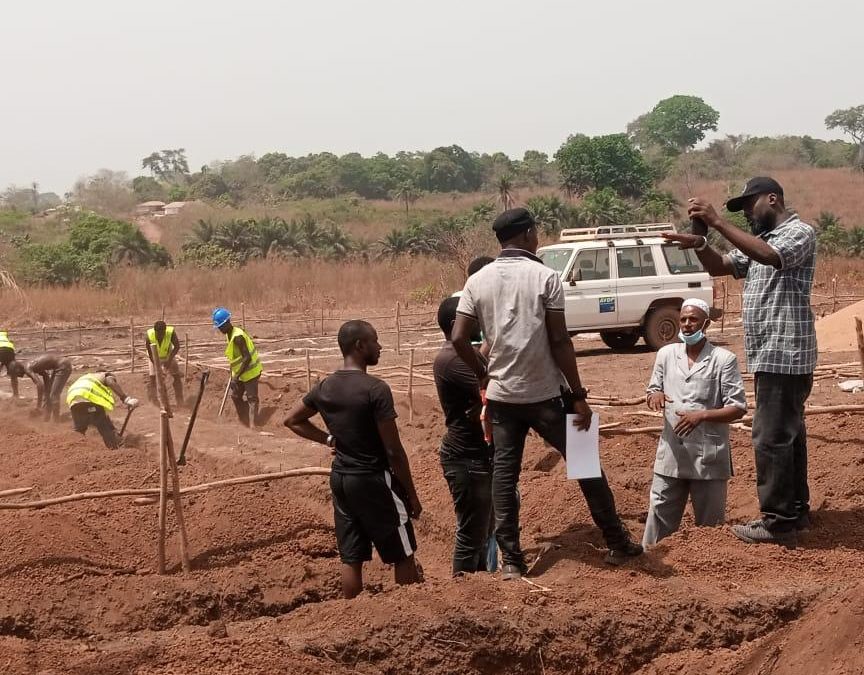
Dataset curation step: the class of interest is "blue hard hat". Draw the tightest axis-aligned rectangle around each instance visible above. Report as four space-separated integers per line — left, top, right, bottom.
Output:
212 307 231 328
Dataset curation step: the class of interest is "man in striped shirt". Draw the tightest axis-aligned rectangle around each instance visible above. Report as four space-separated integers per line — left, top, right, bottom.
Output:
665 177 816 547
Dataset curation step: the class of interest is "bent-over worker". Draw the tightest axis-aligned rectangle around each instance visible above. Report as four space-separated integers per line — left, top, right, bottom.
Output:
212 307 262 428
642 299 747 547
8 353 72 420
145 320 184 406
66 372 139 449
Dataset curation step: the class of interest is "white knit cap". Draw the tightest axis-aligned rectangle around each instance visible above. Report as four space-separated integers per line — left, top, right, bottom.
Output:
681 298 710 316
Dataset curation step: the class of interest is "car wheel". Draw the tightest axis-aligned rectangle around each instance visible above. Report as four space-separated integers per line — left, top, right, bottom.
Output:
600 331 640 350
644 306 680 350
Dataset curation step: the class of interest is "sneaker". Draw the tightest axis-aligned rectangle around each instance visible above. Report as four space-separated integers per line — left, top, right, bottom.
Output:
731 520 797 547
604 540 644 566
501 564 524 581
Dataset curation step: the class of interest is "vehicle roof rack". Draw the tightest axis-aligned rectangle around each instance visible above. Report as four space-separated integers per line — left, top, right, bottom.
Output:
559 223 677 242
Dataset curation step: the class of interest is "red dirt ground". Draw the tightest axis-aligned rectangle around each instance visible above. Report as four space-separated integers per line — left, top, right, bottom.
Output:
0 329 863 674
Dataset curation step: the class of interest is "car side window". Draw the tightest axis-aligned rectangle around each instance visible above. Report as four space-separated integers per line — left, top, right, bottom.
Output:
616 246 657 278
572 249 610 281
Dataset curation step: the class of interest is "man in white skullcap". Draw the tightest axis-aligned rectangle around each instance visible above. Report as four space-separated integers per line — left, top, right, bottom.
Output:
642 299 747 546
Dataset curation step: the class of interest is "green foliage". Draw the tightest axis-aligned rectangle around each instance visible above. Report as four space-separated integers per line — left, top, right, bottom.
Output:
132 176 166 202
639 189 680 222
180 215 358 267
642 95 719 154
376 203 495 258
15 213 171 285
579 188 636 227
142 149 190 180
825 105 864 169
167 186 188 202
554 134 652 198
525 195 582 235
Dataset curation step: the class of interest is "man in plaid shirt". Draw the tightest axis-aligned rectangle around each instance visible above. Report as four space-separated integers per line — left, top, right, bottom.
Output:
665 177 816 547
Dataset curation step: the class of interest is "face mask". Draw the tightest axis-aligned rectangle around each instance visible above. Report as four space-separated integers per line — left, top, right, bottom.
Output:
679 320 708 346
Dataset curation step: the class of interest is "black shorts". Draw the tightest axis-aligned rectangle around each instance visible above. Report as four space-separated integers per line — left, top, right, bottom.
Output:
330 471 417 565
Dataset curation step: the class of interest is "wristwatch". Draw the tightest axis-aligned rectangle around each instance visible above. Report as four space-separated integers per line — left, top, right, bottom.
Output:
694 235 709 252
326 434 335 448
571 387 589 401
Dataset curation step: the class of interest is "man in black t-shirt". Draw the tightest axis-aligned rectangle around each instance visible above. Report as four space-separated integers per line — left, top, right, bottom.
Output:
285 320 422 599
434 296 494 575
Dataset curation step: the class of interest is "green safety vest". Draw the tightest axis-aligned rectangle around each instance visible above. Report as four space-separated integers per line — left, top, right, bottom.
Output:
147 326 175 360
0 331 14 351
66 373 116 411
225 327 262 382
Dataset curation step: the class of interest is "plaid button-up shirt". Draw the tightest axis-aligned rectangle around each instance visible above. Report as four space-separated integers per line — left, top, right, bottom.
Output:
725 215 817 375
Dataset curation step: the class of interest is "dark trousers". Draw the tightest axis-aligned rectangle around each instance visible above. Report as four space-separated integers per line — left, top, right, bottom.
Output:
231 376 260 426
486 396 629 570
441 454 494 574
70 403 120 449
753 372 813 532
44 363 72 420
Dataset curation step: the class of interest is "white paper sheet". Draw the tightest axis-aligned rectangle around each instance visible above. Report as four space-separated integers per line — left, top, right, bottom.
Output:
565 414 601 480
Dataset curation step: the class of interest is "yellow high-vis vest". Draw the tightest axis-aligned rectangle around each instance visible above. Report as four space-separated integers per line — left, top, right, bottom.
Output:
225 327 262 382
66 373 116 411
147 326 175 360
0 331 14 351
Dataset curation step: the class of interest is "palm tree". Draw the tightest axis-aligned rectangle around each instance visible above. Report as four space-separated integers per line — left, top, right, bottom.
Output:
215 219 256 255
391 181 421 216
496 175 515 212
580 188 631 227
191 219 216 244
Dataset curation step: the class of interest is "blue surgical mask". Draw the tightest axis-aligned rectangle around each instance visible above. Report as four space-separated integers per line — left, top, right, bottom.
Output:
679 320 708 346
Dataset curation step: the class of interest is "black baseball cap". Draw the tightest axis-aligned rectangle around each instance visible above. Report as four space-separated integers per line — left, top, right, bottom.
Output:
725 177 784 212
492 207 536 242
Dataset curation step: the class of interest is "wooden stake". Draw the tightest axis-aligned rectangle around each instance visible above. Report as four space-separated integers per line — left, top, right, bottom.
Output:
408 348 415 423
832 277 838 314
157 410 168 574
241 302 247 330
163 416 192 572
856 316 864 381
395 302 402 355
77 316 82 350
161 306 165 321
41 325 47 352
305 348 312 391
721 280 727 334
320 307 325 336
184 332 189 379
130 318 135 373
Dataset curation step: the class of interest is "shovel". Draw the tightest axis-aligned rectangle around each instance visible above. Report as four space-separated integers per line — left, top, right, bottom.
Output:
177 370 210 466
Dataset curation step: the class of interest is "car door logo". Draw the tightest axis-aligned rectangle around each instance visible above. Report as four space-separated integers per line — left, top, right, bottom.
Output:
599 297 615 313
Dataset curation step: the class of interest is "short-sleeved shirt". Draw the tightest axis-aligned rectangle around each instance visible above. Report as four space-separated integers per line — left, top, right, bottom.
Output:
725 215 817 375
302 370 397 475
456 248 567 404
433 342 489 460
646 342 747 480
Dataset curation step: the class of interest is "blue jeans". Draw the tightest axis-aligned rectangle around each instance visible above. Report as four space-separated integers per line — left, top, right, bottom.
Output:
486 396 630 570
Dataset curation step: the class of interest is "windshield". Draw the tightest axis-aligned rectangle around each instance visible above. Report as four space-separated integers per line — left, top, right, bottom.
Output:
538 249 573 275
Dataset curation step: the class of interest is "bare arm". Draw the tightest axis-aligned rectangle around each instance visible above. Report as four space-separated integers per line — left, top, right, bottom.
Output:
168 332 181 363
451 314 486 381
662 232 734 277
377 418 421 518
284 401 330 444
689 199 781 268
104 374 129 402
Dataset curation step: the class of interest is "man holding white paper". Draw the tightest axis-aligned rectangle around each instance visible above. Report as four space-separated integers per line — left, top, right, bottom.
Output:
642 299 747 547
452 208 643 579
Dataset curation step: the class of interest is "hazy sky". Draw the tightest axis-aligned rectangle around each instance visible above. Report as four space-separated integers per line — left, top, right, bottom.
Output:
2 0 860 194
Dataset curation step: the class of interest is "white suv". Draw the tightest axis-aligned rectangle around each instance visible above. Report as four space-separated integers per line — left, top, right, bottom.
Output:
537 224 718 351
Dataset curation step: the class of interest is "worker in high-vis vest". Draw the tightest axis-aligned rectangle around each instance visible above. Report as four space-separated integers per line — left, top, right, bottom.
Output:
0 330 20 397
212 307 263 428
145 320 184 406
66 372 139 449
8 353 72 421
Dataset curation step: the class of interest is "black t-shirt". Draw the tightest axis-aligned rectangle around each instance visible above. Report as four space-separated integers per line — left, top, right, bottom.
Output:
433 342 490 460
303 370 397 475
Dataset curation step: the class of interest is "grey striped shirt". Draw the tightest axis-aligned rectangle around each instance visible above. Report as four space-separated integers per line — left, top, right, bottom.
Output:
725 215 817 375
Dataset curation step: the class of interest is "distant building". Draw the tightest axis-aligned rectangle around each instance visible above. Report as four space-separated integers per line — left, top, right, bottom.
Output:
163 201 187 216
136 201 166 216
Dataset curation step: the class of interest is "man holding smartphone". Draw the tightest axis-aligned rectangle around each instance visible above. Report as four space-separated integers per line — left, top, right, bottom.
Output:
452 208 642 580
